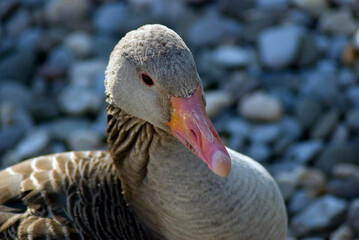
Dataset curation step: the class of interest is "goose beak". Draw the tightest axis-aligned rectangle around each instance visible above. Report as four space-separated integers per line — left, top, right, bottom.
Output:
168 87 231 177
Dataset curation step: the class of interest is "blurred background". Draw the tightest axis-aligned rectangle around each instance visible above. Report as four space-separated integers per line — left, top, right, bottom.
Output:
0 0 359 239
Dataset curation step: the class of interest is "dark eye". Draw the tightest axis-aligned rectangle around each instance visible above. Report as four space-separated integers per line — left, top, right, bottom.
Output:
141 73 154 87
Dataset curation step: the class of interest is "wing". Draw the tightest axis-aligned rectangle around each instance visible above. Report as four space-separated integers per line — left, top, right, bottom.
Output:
0 151 153 240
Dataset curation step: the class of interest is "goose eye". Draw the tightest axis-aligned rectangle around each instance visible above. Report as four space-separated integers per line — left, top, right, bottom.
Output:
141 73 154 87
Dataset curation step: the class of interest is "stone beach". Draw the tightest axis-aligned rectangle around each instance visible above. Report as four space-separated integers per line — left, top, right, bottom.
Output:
0 0 359 239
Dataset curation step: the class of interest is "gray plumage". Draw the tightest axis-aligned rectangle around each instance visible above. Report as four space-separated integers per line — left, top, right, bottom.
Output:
0 24 287 240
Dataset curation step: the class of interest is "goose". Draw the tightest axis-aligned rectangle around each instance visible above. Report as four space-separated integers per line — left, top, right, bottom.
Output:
0 24 287 240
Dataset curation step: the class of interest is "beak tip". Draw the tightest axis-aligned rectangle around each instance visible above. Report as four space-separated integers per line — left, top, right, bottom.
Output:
211 150 232 177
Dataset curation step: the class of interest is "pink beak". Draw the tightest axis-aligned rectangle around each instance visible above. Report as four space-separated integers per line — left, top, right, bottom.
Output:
167 87 231 177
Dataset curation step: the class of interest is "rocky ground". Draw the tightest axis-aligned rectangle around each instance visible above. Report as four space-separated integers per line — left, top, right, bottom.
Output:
1 0 359 239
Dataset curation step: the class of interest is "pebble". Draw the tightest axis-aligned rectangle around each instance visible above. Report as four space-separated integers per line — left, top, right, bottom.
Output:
211 45 255 68
315 143 354 174
67 129 103 151
296 34 319 67
93 2 128 34
250 124 281 143
292 0 329 16
347 199 359 234
246 143 271 162
285 140 324 164
47 118 91 141
332 163 359 179
205 90 234 118
258 25 305 69
187 11 242 48
15 128 50 159
328 178 359 200
291 195 347 236
239 91 283 122
289 189 315 214
64 32 94 58
311 109 340 139
47 45 75 71
295 98 323 129
0 82 33 109
58 86 104 116
319 10 358 36
69 59 107 91
330 225 353 240
297 168 327 196
5 9 32 38
346 107 359 131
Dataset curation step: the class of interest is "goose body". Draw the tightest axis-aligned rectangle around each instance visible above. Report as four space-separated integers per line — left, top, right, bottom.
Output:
0 24 287 240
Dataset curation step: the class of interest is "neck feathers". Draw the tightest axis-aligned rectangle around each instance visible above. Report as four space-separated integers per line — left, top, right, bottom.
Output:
106 104 156 200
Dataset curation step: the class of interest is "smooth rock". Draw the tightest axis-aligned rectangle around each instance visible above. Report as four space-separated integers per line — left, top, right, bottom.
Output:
205 90 233 118
330 225 353 240
346 107 359 131
279 116 303 141
93 2 128 34
0 127 25 154
65 32 93 58
250 124 281 144
328 178 359 199
285 140 324 164
291 195 347 236
319 10 358 36
211 45 255 68
220 0 255 18
47 118 91 141
0 49 35 83
47 45 75 71
17 27 42 50
296 34 319 67
188 11 241 48
332 163 359 179
330 124 349 143
338 68 356 87
58 86 104 115
0 82 33 109
246 143 271 162
346 87 359 106
315 143 354 174
29 95 60 120
0 102 33 131
5 9 31 38
45 0 90 29
15 128 50 159
67 129 103 151
295 98 323 128
289 189 315 215
328 37 349 60
239 91 283 122
347 199 359 234
292 0 329 16
258 25 305 69
311 109 340 139
256 0 289 8
69 59 107 91
93 34 118 59
275 167 303 201
297 168 327 195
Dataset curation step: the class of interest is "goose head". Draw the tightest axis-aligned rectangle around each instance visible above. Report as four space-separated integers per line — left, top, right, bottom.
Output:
105 24 231 177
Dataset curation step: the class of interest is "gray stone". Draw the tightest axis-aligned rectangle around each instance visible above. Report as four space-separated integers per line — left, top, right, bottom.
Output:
67 129 103 151
225 118 250 149
94 2 128 34
295 98 323 129
286 140 324 164
346 107 359 131
29 95 60 120
5 9 31 38
291 195 347 236
47 45 75 71
93 34 118 59
0 82 33 109
65 32 93 58
188 11 241 48
220 0 255 18
205 90 233 118
58 86 104 115
275 168 303 201
250 124 281 144
328 37 349 60
211 45 255 68
328 178 359 200
258 25 305 69
17 27 42 50
0 49 36 83
297 168 327 196
289 190 315 214
338 68 356 87
256 0 289 8
354 28 359 50
47 118 91 141
292 0 329 16
296 34 319 67
69 59 107 91
279 116 303 141
0 102 34 131
239 91 283 122
315 143 354 174
347 199 359 234
330 225 353 240
246 143 271 162
319 10 358 36
311 109 340 139
15 128 51 159
346 86 359 106
332 163 359 179
330 124 349 143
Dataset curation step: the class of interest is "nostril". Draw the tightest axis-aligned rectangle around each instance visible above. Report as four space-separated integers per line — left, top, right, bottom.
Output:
190 129 198 141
